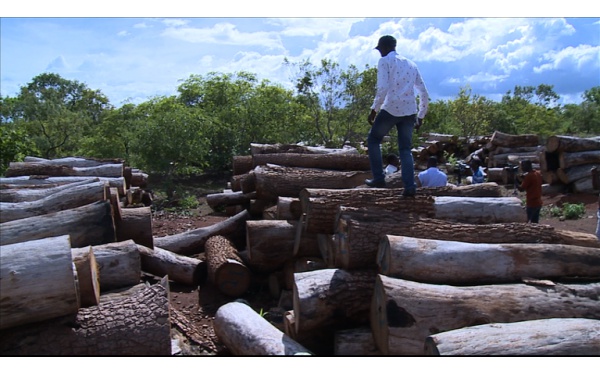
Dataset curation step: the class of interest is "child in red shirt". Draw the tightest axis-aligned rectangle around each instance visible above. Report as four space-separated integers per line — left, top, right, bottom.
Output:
518 160 543 223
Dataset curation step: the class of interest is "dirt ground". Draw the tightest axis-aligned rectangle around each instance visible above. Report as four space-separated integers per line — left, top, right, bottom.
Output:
151 186 599 356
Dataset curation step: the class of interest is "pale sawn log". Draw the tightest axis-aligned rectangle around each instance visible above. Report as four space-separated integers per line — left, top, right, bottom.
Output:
559 150 600 169
424 318 600 356
0 176 127 196
378 235 600 284
136 244 205 286
0 278 171 355
557 163 600 185
0 200 116 248
251 152 371 171
546 135 600 153
334 327 381 356
205 235 251 297
115 206 154 248
214 300 313 355
486 131 540 149
434 196 526 223
0 178 100 203
371 275 600 355
23 155 123 167
5 162 123 178
0 235 80 330
250 142 358 155
71 247 100 308
153 209 250 256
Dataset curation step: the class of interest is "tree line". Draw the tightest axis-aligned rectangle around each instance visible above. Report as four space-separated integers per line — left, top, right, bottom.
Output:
1 59 599 176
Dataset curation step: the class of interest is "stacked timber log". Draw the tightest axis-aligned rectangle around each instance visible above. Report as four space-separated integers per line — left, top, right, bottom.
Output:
541 135 600 194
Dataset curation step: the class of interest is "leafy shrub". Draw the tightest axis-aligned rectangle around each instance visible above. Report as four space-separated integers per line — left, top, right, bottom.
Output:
562 203 586 220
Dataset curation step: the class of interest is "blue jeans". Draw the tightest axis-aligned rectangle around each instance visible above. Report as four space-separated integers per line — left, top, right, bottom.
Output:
367 110 416 191
526 206 541 223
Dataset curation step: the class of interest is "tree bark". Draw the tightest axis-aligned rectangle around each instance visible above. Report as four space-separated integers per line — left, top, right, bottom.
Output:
252 152 371 171
116 206 154 248
0 181 108 223
137 244 206 286
0 178 100 203
293 268 376 333
546 135 600 153
71 247 100 308
23 155 123 167
0 235 80 330
276 197 302 220
206 190 256 210
0 200 116 248
334 327 381 356
0 176 127 196
557 163 600 185
283 257 327 291
371 275 600 355
0 278 172 356
154 209 250 256
250 142 358 155
434 196 526 223
205 235 251 297
559 150 600 169
378 235 600 285
491 152 540 168
232 155 254 176
5 162 123 178
254 164 371 201
487 131 540 149
214 301 313 355
424 318 600 356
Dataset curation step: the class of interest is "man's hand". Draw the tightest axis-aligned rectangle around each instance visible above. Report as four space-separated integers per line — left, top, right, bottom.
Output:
415 117 424 132
368 109 377 126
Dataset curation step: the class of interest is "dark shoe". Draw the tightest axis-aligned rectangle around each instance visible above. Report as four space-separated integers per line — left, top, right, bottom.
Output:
401 188 416 197
365 178 386 188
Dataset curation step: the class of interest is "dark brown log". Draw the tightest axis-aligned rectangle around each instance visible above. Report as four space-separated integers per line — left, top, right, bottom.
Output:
252 152 371 171
293 268 376 333
491 152 540 168
276 197 302 220
205 236 251 297
0 278 172 355
5 162 123 178
487 131 540 149
137 244 205 286
254 164 371 201
0 181 108 223
116 206 154 248
378 235 600 284
334 327 381 356
489 145 543 155
79 240 141 292
129 170 148 188
214 301 313 355
559 150 600 169
425 318 600 356
283 257 327 291
0 235 80 330
206 190 256 210
0 200 116 247
546 135 600 153
71 247 100 308
371 275 600 355
0 178 100 203
486 168 504 183
232 155 254 176
108 187 123 222
153 209 250 256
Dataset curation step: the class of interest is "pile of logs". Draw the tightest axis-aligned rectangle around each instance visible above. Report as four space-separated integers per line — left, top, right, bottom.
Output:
206 142 600 356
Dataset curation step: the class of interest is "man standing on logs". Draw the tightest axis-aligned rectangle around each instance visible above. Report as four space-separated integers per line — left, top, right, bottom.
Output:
366 35 429 197
517 160 543 223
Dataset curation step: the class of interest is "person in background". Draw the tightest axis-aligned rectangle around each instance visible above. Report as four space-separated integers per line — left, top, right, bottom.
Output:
365 35 429 197
417 156 447 187
384 154 400 175
517 160 543 223
469 158 485 184
592 166 600 241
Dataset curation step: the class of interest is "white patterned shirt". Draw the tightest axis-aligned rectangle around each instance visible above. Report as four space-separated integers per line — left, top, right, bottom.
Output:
371 51 429 119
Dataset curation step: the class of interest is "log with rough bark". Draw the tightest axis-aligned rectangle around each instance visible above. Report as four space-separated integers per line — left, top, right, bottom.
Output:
252 152 371 171
334 327 381 356
559 150 600 169
250 142 358 155
214 300 313 355
485 168 504 183
245 219 320 273
573 175 597 193
0 176 127 196
378 235 600 284
5 162 123 178
424 318 600 356
205 235 251 297
546 135 600 153
71 247 100 308
276 197 302 220
283 257 327 291
0 278 172 356
206 190 256 210
23 155 123 167
98 283 147 304
371 275 600 355
73 240 141 292
416 182 503 197
293 268 376 333
254 164 371 201
0 180 108 223
232 155 254 176
0 200 116 247
434 196 526 223
0 178 100 203
486 131 540 149
154 209 250 256
116 206 154 248
136 244 205 286
491 152 540 168
0 235 80 330
557 163 600 185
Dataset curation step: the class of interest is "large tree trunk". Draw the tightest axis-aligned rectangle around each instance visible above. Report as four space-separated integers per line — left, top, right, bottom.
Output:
116 206 154 248
371 275 600 355
487 131 540 149
378 235 600 285
205 235 251 297
23 156 123 167
334 327 381 356
293 268 376 333
137 245 205 286
0 278 172 355
214 301 313 355
250 142 358 155
232 155 254 176
70 247 100 308
0 200 116 248
546 135 600 153
434 196 526 223
0 176 127 196
557 163 600 184
206 190 256 210
0 235 80 330
0 181 108 223
154 209 250 256
0 178 100 203
559 150 600 169
251 152 371 171
254 164 371 201
5 162 123 178
424 318 600 356
74 240 141 292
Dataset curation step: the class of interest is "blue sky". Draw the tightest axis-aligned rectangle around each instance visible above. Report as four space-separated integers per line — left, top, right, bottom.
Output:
1 1 599 108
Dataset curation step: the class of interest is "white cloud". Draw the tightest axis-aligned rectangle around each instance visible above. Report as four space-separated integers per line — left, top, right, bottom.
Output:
535 44 600 73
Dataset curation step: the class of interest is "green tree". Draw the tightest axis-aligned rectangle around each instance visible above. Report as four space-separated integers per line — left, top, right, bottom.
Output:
449 85 494 139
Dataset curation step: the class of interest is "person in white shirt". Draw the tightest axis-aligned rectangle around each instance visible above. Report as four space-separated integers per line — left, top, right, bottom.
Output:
418 156 448 187
384 154 400 174
366 35 429 197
